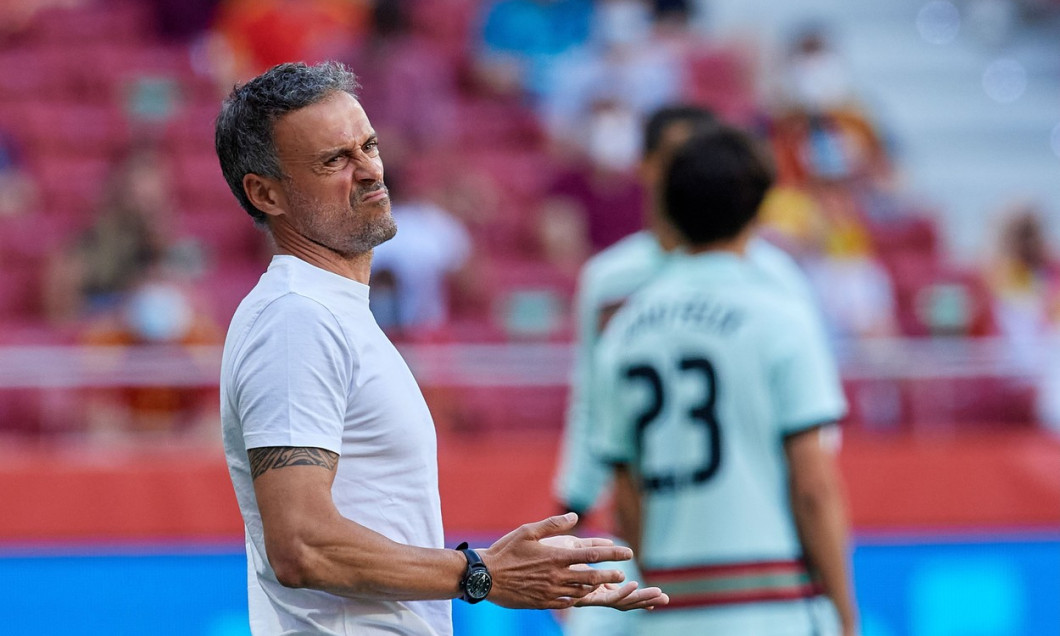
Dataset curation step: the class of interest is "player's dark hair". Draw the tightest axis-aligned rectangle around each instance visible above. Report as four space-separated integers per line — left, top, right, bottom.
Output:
643 105 717 157
662 125 775 246
215 61 360 224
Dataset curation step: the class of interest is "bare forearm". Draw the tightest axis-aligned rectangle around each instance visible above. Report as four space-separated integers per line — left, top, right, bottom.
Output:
792 487 856 631
271 514 466 601
251 449 647 611
250 450 465 602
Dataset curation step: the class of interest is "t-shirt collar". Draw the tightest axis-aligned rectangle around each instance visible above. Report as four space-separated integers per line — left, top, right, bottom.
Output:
269 254 371 302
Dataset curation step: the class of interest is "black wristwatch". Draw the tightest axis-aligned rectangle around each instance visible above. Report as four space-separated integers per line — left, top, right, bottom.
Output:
456 541 492 604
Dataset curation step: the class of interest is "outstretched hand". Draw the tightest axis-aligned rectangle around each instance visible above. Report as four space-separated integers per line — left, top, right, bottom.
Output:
478 512 668 611
573 579 669 611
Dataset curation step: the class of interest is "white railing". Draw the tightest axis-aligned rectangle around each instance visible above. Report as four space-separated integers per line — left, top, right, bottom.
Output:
0 338 1053 389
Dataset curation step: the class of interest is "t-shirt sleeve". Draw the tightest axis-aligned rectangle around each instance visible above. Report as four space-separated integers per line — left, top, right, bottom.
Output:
770 303 848 437
553 268 613 511
232 294 352 454
589 316 639 466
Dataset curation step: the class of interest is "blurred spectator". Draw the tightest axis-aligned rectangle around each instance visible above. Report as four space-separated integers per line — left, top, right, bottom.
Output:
984 203 1060 344
769 26 895 198
80 269 222 437
775 25 855 114
0 130 38 217
985 205 1060 432
545 149 644 252
209 0 369 84
802 242 900 340
541 0 684 154
760 185 900 339
147 0 220 41
475 0 595 97
350 0 459 150
652 0 694 23
770 109 891 191
42 144 201 325
536 196 591 277
369 162 475 338
0 0 82 39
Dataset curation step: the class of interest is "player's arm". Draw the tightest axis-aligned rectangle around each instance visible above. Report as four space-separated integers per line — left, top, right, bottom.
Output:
250 445 666 610
770 300 857 634
611 463 642 558
784 428 858 636
553 271 613 521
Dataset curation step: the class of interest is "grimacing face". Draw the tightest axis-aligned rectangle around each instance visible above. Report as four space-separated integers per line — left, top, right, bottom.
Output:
270 91 395 256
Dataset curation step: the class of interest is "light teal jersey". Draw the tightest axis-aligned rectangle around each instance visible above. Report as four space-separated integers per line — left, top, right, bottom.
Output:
554 232 825 514
590 251 846 634
554 231 666 513
593 250 846 563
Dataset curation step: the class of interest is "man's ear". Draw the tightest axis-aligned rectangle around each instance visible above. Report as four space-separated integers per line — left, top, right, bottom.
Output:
243 173 287 219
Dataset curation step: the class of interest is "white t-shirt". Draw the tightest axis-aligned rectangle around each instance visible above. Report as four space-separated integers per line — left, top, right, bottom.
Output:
221 255 450 636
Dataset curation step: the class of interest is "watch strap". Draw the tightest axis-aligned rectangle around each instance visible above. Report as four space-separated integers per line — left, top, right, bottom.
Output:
456 541 491 604
457 542 485 568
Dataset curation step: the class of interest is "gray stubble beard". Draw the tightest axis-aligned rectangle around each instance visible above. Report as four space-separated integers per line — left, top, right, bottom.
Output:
288 188 397 257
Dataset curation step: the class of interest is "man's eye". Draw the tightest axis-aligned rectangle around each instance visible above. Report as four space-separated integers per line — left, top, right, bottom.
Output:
364 141 379 154
325 155 346 166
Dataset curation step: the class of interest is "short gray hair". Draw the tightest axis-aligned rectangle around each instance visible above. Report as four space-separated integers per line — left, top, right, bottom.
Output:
214 61 360 224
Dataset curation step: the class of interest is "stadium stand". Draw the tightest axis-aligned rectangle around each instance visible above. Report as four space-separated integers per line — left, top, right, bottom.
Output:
0 0 1053 435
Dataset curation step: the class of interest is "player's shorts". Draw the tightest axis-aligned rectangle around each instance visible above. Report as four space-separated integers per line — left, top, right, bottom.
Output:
637 595 841 636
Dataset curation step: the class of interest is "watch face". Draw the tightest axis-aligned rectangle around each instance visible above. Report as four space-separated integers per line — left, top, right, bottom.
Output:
466 570 492 600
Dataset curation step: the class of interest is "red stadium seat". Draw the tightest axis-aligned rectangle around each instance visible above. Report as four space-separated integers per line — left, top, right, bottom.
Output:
172 149 237 212
0 49 69 102
198 264 267 327
453 98 544 150
868 213 941 260
163 102 221 155
0 214 76 265
407 0 478 51
24 1 148 46
480 258 576 341
904 376 1037 429
891 264 998 338
19 101 131 157
178 206 264 265
30 152 113 215
684 47 757 123
0 266 42 321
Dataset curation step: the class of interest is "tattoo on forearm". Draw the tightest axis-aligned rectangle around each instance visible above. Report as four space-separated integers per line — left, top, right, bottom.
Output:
248 447 339 480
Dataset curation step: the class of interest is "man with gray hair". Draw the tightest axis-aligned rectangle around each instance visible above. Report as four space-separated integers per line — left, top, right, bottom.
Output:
214 61 667 635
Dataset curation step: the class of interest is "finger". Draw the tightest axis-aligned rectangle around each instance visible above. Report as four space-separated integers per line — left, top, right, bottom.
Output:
630 596 670 610
564 567 626 587
545 597 579 610
573 581 637 607
539 534 579 550
555 583 596 599
522 512 578 540
600 581 639 603
562 545 634 566
616 588 670 611
566 536 616 548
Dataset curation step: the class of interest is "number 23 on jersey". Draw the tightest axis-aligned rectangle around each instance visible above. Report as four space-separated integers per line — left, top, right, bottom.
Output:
623 356 722 493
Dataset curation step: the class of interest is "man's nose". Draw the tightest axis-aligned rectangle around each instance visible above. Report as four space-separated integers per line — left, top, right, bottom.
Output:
354 156 383 183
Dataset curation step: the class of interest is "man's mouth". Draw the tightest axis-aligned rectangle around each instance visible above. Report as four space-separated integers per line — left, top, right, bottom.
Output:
360 186 389 203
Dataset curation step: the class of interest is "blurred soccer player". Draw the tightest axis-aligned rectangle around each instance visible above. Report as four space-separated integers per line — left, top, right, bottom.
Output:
592 125 857 635
214 61 666 635
555 105 839 636
555 104 826 527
